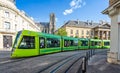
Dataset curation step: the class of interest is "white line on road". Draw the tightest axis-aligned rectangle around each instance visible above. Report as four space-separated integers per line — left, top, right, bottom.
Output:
0 60 12 64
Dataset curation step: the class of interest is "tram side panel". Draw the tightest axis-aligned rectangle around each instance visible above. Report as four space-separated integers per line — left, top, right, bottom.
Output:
39 33 61 55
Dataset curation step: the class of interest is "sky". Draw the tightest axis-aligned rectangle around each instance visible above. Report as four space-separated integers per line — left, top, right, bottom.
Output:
16 0 110 28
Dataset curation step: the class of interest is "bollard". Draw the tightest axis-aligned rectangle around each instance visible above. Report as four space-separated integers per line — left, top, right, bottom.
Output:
82 57 86 73
86 52 88 61
88 51 90 60
90 50 92 57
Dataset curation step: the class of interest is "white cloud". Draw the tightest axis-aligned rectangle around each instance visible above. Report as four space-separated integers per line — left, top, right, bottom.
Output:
70 0 76 7
63 9 73 15
63 0 86 15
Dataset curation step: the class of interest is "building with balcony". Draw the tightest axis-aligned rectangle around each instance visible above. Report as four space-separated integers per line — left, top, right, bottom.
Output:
59 20 110 40
0 0 40 51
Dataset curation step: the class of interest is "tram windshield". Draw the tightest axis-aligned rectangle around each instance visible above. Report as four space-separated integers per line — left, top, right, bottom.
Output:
12 31 21 49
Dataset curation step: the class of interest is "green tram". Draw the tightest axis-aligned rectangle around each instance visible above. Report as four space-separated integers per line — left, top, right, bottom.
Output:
62 36 78 51
78 38 89 50
89 39 102 49
11 30 110 58
102 40 110 49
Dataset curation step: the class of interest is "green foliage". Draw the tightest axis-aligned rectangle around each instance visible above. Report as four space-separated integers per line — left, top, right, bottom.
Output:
56 28 67 36
93 36 99 39
75 36 78 38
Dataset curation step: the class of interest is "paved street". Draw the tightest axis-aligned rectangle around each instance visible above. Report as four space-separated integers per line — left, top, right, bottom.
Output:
1 49 118 73
0 50 87 73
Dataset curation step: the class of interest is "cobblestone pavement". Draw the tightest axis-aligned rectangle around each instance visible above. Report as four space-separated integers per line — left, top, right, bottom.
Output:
87 51 120 73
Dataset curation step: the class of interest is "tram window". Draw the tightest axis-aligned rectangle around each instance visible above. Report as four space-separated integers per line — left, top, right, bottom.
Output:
74 40 78 46
19 36 35 49
104 42 110 46
91 41 95 46
99 42 101 46
95 41 101 46
70 40 74 46
39 37 45 48
46 38 60 48
64 40 69 47
81 41 88 46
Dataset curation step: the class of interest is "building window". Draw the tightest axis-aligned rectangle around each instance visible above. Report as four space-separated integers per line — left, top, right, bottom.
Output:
91 31 93 35
86 36 89 38
15 24 17 30
82 30 84 35
71 29 73 34
82 36 84 38
76 30 79 34
5 11 9 17
86 30 89 35
4 22 10 29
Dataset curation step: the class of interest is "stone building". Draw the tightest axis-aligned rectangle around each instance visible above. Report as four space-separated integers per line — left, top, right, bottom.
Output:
102 0 120 64
59 20 110 40
0 0 40 51
36 13 56 34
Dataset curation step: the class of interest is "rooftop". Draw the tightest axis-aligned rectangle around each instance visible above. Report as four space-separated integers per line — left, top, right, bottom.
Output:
62 20 110 29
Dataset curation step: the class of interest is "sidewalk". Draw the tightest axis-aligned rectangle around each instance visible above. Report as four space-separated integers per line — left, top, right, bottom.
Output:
0 50 11 59
87 52 120 73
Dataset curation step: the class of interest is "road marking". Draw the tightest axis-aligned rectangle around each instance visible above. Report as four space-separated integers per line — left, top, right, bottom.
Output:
0 60 12 64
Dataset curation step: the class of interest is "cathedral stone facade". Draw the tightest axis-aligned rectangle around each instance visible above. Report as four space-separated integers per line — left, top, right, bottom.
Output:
36 13 56 34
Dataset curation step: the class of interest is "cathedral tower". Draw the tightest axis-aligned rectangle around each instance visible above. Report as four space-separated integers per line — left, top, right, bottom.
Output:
49 13 56 34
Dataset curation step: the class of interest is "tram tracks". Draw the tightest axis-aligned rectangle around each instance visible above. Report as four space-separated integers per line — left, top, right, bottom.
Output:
37 52 85 73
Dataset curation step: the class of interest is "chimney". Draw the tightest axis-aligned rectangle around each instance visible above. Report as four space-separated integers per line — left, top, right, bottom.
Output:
91 20 93 25
99 20 104 25
77 19 79 24
87 20 89 25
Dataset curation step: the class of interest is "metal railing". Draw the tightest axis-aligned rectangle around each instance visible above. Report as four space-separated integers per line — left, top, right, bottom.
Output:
81 49 95 73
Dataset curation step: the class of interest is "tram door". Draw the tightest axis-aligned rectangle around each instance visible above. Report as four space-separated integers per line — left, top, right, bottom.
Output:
3 35 12 49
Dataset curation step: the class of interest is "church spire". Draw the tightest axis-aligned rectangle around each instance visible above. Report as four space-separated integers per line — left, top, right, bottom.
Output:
49 13 56 34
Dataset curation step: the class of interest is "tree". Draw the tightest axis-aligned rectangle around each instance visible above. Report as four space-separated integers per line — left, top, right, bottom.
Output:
75 36 78 38
93 36 99 39
55 28 67 36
